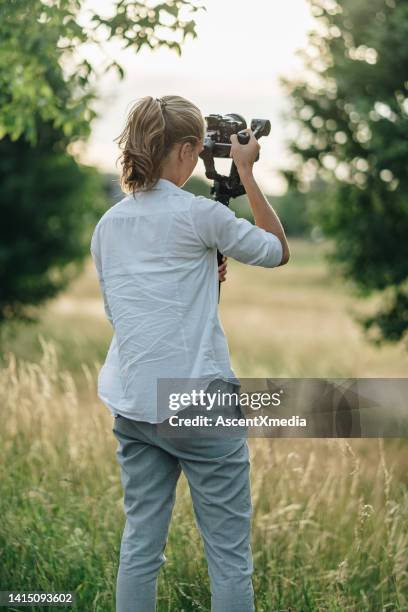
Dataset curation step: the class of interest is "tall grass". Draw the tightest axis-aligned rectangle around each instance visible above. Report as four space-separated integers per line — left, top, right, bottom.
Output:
1 239 407 610
1 337 407 611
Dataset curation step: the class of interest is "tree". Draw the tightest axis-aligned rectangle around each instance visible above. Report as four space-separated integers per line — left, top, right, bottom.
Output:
283 0 408 345
0 0 203 144
0 0 202 324
268 189 316 237
0 128 106 324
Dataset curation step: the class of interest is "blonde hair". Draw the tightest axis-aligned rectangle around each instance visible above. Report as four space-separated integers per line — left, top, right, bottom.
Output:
115 95 205 194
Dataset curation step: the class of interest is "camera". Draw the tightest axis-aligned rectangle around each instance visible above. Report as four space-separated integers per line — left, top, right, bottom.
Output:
199 113 271 205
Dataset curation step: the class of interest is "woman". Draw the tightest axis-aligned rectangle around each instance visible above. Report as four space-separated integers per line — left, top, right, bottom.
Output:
90 95 290 612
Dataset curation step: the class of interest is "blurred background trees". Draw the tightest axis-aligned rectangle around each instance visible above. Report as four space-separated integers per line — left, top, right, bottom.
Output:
0 0 201 144
0 127 105 324
0 0 200 325
1 0 407 347
283 0 408 344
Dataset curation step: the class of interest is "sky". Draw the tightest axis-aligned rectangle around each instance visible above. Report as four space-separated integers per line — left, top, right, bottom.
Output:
78 0 314 195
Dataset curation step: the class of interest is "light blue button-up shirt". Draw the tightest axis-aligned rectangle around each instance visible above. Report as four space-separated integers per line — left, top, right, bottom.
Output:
90 178 283 422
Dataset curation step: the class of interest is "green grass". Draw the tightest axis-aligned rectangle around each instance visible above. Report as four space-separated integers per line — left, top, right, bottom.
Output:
1 239 407 611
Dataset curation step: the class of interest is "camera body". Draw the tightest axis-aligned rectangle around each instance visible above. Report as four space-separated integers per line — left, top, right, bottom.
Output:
199 113 271 204
204 113 247 160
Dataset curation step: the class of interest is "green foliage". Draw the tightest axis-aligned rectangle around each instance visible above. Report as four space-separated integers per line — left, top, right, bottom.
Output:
0 0 202 325
269 189 318 237
0 0 203 145
283 0 408 344
184 175 212 198
0 129 106 324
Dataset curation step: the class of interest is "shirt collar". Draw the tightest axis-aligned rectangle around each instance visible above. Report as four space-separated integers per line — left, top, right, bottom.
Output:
152 178 181 193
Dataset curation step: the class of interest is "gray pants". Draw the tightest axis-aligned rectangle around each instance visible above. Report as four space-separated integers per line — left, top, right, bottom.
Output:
112 392 254 612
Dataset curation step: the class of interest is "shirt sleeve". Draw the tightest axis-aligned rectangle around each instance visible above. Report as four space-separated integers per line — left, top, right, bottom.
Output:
190 196 283 267
90 226 114 325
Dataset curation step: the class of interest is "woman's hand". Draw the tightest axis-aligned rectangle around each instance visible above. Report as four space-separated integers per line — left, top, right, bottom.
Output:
218 256 228 283
229 129 260 174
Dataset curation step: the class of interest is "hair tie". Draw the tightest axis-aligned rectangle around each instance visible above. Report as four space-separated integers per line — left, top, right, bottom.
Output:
156 97 167 110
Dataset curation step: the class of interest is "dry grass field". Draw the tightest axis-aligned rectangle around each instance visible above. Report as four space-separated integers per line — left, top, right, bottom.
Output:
1 239 407 611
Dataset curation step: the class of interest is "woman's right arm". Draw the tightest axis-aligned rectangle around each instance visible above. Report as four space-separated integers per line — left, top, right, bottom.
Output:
230 130 290 266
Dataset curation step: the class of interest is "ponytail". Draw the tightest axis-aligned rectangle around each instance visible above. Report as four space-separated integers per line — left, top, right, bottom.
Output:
115 95 205 194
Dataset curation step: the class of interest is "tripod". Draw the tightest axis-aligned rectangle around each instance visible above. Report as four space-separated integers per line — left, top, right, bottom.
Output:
208 146 248 299
199 115 271 298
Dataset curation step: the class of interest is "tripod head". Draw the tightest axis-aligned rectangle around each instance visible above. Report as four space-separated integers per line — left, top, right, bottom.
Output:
199 113 271 206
